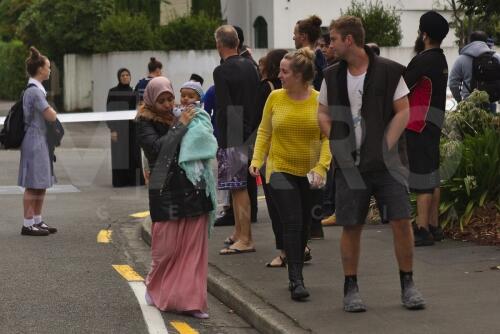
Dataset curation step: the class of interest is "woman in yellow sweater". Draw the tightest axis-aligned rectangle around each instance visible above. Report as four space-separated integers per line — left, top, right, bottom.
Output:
249 48 331 301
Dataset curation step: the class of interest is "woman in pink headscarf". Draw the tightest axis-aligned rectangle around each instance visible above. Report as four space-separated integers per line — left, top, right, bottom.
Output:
136 76 212 318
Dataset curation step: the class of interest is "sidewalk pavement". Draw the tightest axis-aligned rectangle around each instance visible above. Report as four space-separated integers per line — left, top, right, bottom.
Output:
142 200 500 334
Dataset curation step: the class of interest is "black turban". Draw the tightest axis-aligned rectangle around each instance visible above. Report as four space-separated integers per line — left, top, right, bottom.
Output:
419 11 449 42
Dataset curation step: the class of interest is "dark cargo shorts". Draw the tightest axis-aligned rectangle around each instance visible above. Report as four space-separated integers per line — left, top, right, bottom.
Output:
334 168 411 226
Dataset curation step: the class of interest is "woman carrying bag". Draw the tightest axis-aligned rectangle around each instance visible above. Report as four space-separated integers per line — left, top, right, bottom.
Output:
18 47 59 236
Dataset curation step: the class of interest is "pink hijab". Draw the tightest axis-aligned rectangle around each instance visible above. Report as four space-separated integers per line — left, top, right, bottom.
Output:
143 76 174 107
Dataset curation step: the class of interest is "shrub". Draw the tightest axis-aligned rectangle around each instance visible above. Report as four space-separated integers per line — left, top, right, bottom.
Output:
439 91 500 230
342 0 402 46
95 13 154 53
157 14 221 50
0 40 28 100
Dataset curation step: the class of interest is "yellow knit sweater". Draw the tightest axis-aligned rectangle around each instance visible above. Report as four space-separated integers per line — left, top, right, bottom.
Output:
251 88 331 183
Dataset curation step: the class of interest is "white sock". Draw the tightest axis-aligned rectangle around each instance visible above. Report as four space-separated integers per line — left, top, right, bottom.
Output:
33 215 42 225
23 218 35 227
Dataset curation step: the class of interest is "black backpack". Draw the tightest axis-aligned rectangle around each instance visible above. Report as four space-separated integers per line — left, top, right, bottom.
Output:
468 52 500 102
0 83 36 149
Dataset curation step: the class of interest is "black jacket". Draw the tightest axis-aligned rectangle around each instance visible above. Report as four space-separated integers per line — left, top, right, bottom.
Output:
213 55 260 148
404 48 448 134
324 45 408 174
136 107 212 222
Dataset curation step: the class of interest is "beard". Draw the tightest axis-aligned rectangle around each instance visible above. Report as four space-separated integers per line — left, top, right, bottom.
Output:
414 33 425 54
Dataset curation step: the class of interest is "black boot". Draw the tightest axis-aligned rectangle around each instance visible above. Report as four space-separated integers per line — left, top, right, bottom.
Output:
288 263 309 301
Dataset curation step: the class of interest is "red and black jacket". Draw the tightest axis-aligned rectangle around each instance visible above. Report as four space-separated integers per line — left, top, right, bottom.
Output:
404 48 448 133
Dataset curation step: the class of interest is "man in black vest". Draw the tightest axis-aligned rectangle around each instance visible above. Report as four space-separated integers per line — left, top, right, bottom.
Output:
317 16 425 312
214 25 260 255
405 11 449 246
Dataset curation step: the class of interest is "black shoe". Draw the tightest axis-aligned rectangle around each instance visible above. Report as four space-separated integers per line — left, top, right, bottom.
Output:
428 225 444 242
35 222 57 234
214 214 235 226
21 225 49 236
413 226 434 247
310 229 324 240
289 280 309 301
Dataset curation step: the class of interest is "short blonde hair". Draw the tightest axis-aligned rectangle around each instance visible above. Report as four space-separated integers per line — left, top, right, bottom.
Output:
283 47 316 84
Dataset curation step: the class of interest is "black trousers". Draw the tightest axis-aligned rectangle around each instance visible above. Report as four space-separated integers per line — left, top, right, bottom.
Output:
269 172 314 281
261 167 283 249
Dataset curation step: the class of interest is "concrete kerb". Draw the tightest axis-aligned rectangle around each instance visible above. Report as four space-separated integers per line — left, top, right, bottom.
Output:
141 215 311 334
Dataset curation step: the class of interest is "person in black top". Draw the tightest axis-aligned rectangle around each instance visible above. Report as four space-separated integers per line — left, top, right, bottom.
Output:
106 68 144 187
404 11 449 246
293 15 327 91
134 57 163 103
256 49 289 267
214 25 260 255
293 15 327 239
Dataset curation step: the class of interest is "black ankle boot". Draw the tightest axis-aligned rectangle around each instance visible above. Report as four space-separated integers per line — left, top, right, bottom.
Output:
289 280 309 300
288 263 309 301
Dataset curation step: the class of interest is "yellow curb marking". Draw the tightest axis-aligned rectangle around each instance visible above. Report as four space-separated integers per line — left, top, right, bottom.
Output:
112 265 144 282
130 210 150 218
97 230 112 243
257 195 266 201
171 321 199 334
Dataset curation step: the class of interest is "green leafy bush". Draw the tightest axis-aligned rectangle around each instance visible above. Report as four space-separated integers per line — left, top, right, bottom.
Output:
342 0 402 46
95 13 154 53
157 14 221 50
17 0 114 63
439 90 500 230
0 40 28 100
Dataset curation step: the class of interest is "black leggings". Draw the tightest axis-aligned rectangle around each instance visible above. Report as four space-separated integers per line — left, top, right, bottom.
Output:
269 172 313 280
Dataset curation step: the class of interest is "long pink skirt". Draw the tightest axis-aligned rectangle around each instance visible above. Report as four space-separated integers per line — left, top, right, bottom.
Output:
145 215 208 313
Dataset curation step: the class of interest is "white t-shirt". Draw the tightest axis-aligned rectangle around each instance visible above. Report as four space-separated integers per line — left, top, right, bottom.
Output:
318 74 409 163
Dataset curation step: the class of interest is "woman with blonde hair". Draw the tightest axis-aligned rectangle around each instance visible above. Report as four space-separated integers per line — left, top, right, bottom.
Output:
250 48 331 300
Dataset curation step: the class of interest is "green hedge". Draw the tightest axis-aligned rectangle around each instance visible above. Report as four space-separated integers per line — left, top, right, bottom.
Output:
0 40 28 100
95 13 155 53
343 0 402 46
158 14 221 50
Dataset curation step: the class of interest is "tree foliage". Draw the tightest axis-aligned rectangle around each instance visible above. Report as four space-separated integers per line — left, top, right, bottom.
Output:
114 0 169 26
95 13 155 53
342 0 402 47
446 0 500 46
16 0 114 63
0 0 33 41
191 0 221 19
0 40 28 99
158 14 221 50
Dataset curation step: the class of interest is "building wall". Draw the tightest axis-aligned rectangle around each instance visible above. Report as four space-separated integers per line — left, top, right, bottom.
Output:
222 0 455 48
160 0 191 25
64 47 459 112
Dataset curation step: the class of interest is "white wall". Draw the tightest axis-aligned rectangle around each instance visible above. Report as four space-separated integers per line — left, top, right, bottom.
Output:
64 49 270 112
222 0 455 48
64 47 459 112
64 55 92 111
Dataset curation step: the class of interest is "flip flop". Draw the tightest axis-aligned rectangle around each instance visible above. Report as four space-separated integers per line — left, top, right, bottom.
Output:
265 255 287 268
223 237 236 246
219 247 256 255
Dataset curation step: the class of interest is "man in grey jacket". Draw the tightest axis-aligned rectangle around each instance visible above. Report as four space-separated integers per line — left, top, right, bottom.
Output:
448 31 500 102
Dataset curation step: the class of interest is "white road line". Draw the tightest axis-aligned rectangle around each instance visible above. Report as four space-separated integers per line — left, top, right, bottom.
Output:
129 281 169 334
